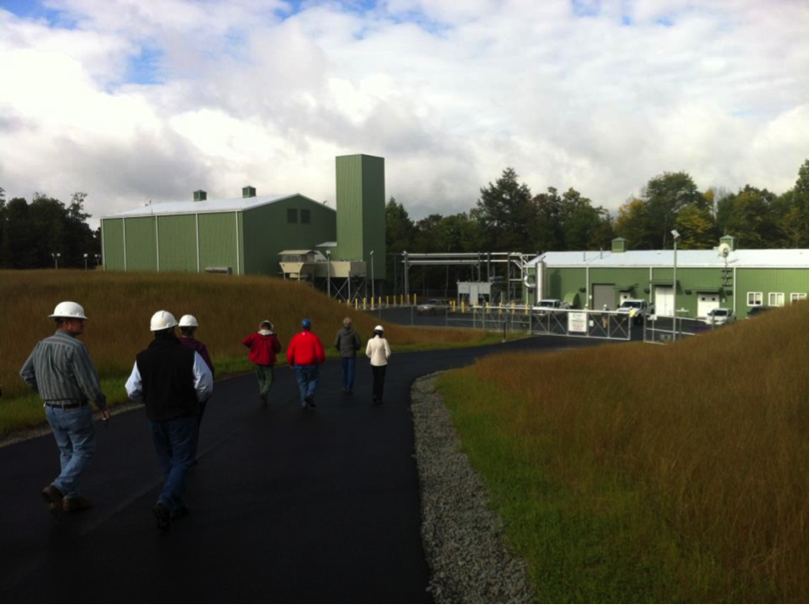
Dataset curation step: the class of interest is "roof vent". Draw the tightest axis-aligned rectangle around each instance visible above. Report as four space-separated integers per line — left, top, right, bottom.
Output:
719 234 736 252
193 190 207 201
242 185 256 198
611 238 628 253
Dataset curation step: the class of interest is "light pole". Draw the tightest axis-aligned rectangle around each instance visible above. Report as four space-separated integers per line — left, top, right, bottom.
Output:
370 250 375 303
94 253 101 268
51 252 61 270
83 253 89 270
326 250 331 299
671 229 680 341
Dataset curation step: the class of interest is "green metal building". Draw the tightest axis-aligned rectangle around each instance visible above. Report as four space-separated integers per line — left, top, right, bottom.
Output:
333 154 386 280
100 154 386 277
527 236 809 318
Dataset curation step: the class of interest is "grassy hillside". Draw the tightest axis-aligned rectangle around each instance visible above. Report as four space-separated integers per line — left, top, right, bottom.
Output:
438 301 808 603
0 270 495 435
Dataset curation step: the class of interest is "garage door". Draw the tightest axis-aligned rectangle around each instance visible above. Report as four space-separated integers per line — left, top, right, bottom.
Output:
697 293 720 318
592 284 614 310
655 286 674 317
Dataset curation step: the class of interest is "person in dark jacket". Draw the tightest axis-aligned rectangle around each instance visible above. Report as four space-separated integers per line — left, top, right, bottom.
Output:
242 320 282 407
286 318 326 409
334 317 362 394
125 310 213 532
178 314 215 423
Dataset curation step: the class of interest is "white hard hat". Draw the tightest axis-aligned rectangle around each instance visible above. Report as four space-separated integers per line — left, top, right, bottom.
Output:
374 325 384 332
49 301 88 320
150 310 178 331
179 314 199 328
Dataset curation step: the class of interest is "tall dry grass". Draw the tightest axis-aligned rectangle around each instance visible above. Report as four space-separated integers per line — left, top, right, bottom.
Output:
0 270 488 428
442 301 808 602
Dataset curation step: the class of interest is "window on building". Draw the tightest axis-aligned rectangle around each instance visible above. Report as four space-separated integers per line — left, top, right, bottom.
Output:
287 209 298 224
747 292 763 306
301 209 311 224
768 292 785 307
790 293 807 303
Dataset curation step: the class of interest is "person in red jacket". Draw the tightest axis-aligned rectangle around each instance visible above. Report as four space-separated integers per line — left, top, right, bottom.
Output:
286 318 326 409
242 320 282 407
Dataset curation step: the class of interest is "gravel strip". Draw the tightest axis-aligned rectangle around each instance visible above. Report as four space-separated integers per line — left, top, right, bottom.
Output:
411 373 534 604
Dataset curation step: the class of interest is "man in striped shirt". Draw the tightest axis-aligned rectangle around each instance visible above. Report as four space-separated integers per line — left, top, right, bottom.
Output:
20 301 111 520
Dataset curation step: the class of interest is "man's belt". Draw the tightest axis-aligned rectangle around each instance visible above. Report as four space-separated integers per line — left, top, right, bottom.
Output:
44 400 88 409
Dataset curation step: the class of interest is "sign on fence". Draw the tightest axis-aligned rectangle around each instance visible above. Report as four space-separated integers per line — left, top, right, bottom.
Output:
567 312 588 333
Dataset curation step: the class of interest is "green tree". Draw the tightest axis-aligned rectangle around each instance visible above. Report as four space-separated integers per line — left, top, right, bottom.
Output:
643 172 704 248
716 186 778 248
530 187 564 252
674 205 718 249
614 198 652 250
3 198 36 268
472 168 535 251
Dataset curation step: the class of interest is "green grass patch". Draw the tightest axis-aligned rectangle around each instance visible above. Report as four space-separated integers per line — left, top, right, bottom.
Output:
436 301 808 603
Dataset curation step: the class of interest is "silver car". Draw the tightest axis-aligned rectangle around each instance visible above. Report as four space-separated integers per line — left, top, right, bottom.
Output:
704 308 735 325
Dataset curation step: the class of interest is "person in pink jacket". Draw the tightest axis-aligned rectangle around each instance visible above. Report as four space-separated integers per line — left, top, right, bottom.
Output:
242 320 282 407
285 318 326 409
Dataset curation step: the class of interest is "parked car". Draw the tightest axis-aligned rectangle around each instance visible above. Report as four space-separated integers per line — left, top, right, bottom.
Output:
532 299 567 316
616 299 653 325
417 299 450 315
746 306 772 319
704 308 735 325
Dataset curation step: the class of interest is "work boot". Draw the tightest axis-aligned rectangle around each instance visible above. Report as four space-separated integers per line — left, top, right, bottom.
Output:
42 484 64 520
154 503 171 533
170 505 190 520
63 496 93 512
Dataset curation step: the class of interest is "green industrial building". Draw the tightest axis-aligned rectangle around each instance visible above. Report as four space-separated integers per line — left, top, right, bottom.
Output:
527 236 808 318
100 154 386 279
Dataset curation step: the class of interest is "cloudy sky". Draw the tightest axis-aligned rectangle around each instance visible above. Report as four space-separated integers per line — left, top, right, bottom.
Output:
0 0 807 226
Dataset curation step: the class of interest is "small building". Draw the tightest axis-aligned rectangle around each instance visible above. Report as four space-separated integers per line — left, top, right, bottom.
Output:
526 237 809 318
100 154 386 279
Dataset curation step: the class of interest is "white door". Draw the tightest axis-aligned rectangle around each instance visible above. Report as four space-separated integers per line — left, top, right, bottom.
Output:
697 293 720 318
655 286 674 317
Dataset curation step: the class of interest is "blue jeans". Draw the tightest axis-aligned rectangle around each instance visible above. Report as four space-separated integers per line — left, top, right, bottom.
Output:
340 357 356 391
295 365 320 405
45 404 97 498
148 416 198 512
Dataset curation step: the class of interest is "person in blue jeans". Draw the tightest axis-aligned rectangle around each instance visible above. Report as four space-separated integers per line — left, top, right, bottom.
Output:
126 310 213 532
20 301 111 519
334 317 362 394
286 318 326 409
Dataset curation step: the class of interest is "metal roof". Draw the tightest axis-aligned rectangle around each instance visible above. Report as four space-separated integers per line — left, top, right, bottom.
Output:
528 248 809 269
101 193 333 219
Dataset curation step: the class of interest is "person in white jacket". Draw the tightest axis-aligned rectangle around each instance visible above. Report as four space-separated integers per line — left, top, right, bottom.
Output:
365 325 391 404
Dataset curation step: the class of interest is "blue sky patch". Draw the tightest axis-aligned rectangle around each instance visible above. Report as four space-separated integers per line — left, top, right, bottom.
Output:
571 0 600 18
125 46 163 85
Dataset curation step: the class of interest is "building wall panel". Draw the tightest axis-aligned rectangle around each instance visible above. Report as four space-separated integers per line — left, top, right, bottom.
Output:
335 154 386 279
158 215 198 272
736 268 809 311
242 196 336 276
124 217 157 271
101 219 124 271
199 213 237 272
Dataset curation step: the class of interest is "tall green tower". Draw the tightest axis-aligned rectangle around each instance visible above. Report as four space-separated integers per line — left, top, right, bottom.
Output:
334 154 386 280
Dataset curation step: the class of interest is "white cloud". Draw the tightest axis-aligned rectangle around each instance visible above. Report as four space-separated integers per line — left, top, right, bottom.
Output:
0 0 806 229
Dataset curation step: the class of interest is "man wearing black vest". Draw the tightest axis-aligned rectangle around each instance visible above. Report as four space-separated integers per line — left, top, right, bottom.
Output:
125 310 213 532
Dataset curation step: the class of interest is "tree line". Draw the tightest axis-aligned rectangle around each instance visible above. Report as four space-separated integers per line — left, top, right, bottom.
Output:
0 190 100 269
388 159 808 258
385 160 808 294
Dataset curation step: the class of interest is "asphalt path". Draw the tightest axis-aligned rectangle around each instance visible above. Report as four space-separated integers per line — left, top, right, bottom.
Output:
0 335 612 602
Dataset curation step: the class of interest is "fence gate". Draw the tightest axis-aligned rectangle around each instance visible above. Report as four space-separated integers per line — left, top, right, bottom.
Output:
530 309 631 341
